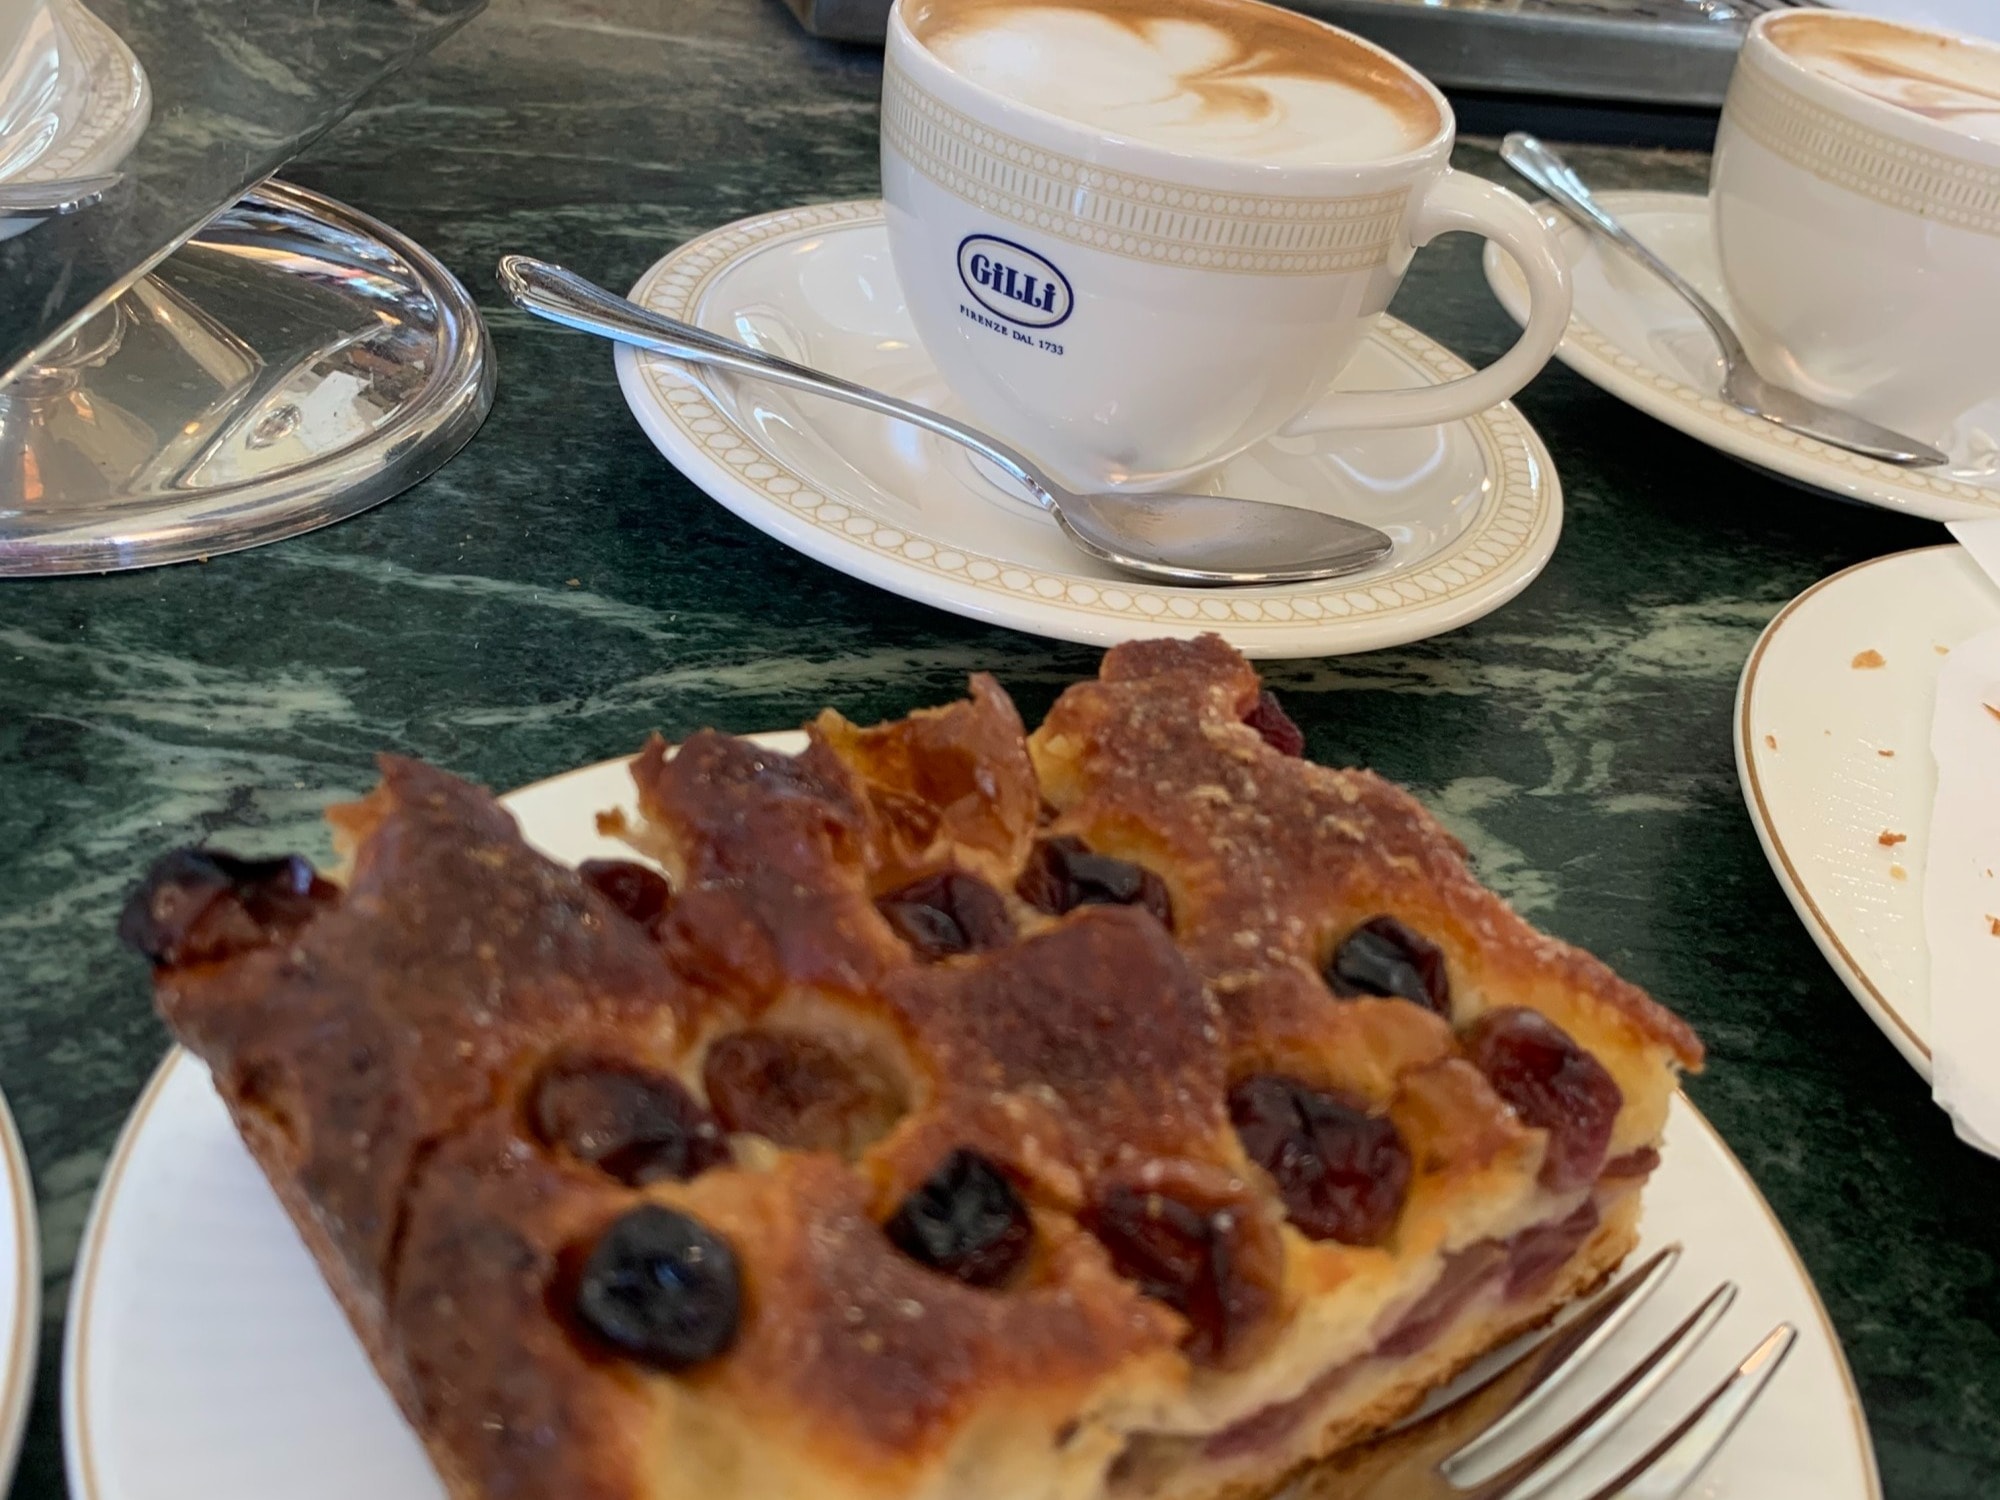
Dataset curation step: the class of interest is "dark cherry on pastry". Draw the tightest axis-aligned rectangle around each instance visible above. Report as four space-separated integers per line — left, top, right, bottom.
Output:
1227 1075 1410 1246
1083 1179 1283 1370
1463 1007 1623 1191
876 870 1013 960
1016 836 1173 929
1242 690 1306 757
575 1204 741 1368
1325 915 1450 1016
578 858 674 933
883 1148 1032 1288
530 1060 728 1185
702 1029 906 1157
118 848 335 966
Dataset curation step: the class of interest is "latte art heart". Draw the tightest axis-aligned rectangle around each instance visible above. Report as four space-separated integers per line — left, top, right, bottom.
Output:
910 0 1439 165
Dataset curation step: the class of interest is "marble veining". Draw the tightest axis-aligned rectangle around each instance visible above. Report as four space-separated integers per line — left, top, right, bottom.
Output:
0 0 1995 1494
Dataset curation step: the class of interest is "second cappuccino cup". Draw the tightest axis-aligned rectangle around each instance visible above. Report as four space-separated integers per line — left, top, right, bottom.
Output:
1713 11 2000 448
880 0 1572 493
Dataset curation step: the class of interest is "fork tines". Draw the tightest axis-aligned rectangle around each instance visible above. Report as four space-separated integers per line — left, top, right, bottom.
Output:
1285 1244 1797 1500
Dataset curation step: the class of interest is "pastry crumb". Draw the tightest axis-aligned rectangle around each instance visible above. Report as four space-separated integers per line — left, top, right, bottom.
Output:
1989 916 2000 937
1985 703 2000 725
1878 748 1895 758
1879 830 1908 846
1890 864 1908 880
1764 733 1777 750
1852 649 1886 669
1936 644 1951 656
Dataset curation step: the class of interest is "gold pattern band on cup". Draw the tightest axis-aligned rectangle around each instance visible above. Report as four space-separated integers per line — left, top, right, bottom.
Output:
883 63 1410 274
1728 50 2000 239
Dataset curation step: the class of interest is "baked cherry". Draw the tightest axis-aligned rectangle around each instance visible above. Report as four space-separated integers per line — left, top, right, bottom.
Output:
702 1029 905 1157
1016 837 1173 930
1325 916 1450 1016
884 1149 1032 1288
1504 1200 1599 1297
577 859 672 933
118 848 336 967
531 1061 728 1185
1462 1007 1623 1192
575 1205 740 1368
1084 1182 1279 1368
1243 690 1305 757
1227 1075 1410 1245
876 871 1013 960
1600 1145 1661 1180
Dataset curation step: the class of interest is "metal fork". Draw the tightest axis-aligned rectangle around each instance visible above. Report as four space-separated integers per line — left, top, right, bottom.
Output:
1283 1246 1795 1500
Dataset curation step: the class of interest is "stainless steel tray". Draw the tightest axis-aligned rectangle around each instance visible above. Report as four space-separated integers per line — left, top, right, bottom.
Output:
785 0 1811 108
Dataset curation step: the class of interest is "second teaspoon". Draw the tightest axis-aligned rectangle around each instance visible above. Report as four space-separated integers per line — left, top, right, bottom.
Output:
496 255 1395 588
1500 133 1949 469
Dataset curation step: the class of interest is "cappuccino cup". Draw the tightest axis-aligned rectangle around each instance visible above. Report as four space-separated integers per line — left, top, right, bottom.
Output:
1712 11 2000 447
879 0 1572 492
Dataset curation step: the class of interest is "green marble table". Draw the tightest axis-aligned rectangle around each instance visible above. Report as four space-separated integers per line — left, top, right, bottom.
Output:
1 0 1993 1495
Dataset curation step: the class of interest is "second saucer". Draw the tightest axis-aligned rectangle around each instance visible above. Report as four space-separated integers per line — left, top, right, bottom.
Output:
614 201 1562 658
1484 190 2000 523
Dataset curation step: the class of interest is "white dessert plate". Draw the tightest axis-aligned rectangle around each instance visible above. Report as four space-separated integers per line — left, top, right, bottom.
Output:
0 1085 38 1490
66 747 1877 1500
1736 545 2000 1078
1483 190 2000 523
0 0 150 241
614 202 1562 658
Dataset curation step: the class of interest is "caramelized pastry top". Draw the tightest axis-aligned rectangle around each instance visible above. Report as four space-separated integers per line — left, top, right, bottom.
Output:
128 635 1701 1500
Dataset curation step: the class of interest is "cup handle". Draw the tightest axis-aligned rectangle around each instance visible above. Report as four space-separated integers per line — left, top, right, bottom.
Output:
1279 171 1571 434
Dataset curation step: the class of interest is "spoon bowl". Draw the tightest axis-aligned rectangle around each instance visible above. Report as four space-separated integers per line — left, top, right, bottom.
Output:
496 255 1396 587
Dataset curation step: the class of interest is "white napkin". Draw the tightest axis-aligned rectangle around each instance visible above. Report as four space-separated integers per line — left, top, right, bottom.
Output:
1823 0 2000 43
1927 519 2000 1154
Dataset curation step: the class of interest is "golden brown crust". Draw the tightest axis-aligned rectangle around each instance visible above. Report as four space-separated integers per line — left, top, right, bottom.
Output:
1032 636 1702 1076
157 756 694 1309
136 638 1700 1500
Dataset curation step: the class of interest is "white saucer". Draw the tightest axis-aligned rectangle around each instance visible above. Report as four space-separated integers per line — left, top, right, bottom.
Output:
0 0 150 241
0 1085 40 1490
65 749 1877 1500
615 202 1562 658
1484 191 2000 524
1736 545 2000 1079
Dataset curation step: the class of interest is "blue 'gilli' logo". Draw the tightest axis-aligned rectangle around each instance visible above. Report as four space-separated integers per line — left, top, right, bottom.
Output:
957 234 1073 329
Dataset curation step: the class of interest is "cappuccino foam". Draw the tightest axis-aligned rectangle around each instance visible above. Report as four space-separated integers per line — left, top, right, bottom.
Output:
1770 13 2000 143
909 0 1440 165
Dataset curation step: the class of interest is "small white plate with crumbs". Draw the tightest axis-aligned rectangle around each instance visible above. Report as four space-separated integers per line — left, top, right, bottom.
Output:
1735 545 2000 1077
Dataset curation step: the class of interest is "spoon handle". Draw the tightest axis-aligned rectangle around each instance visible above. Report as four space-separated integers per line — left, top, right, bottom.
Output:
1499 134 1748 367
495 255 1055 507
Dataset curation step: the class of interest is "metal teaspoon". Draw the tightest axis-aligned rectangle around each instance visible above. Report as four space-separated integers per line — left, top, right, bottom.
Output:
496 255 1396 588
1500 133 1949 469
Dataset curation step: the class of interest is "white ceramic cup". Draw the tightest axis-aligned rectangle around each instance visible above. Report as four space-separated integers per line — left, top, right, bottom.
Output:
879 0 1571 493
1712 11 2000 446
